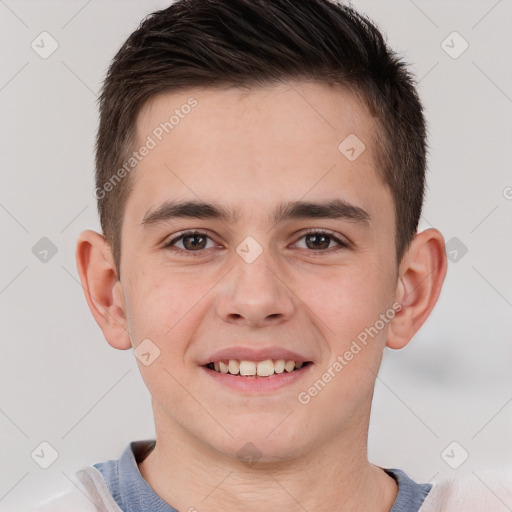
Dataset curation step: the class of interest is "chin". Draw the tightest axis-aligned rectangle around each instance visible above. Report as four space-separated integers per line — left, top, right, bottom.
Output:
204 417 309 465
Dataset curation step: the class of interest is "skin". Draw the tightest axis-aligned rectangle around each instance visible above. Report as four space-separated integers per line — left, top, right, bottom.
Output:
76 81 447 512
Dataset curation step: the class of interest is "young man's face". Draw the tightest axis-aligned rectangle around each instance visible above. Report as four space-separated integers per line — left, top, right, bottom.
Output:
118 81 400 460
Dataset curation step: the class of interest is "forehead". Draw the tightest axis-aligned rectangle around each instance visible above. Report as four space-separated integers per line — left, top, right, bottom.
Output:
137 81 374 164
125 81 391 227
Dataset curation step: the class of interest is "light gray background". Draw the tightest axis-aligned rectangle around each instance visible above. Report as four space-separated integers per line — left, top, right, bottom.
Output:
1 0 511 509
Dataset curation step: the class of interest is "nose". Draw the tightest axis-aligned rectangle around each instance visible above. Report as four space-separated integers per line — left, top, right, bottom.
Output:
215 249 296 328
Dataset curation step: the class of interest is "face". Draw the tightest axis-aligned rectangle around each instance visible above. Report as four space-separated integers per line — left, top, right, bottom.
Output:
118 81 399 461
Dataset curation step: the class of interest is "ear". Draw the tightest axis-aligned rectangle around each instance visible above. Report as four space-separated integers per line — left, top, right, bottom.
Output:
75 230 132 350
386 228 447 350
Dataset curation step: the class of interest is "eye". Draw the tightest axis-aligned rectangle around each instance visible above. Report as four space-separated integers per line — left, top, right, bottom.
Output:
165 231 216 252
294 230 348 252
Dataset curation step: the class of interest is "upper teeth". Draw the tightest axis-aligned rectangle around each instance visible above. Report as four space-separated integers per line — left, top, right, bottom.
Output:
212 359 304 376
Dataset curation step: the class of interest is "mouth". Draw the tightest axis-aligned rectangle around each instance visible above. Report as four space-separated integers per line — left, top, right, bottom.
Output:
203 359 313 377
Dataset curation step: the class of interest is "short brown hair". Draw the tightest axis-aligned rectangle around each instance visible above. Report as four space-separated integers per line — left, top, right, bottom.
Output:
95 0 427 276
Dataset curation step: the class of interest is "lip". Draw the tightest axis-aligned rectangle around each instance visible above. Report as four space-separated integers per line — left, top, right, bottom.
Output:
201 362 313 393
198 346 312 366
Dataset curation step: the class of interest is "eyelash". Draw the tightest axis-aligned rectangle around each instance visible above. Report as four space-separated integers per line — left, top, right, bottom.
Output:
164 229 349 256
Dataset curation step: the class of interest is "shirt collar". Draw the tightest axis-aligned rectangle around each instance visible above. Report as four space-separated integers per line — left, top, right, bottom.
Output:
94 440 431 512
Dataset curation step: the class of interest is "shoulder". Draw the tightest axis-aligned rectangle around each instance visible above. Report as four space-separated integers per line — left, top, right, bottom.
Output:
420 467 512 511
23 466 123 512
24 488 99 512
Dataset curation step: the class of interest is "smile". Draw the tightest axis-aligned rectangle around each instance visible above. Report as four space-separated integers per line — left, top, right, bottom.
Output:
204 359 312 377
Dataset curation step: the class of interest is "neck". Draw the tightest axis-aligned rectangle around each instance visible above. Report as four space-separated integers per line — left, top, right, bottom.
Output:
138 403 398 512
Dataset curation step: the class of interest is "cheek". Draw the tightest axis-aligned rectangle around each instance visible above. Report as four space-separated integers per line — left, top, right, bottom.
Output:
123 268 214 416
294 259 393 350
124 263 213 342
291 262 395 417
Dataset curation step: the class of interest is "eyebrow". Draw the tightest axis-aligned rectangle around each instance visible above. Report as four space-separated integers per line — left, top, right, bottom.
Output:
141 199 371 227
272 199 370 226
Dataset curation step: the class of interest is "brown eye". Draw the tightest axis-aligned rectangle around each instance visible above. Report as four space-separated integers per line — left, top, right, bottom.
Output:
304 233 332 250
182 234 208 250
167 231 216 252
294 231 348 252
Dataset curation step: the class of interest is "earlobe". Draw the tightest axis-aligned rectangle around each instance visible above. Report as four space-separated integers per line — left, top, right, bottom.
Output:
75 230 132 350
386 228 447 350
